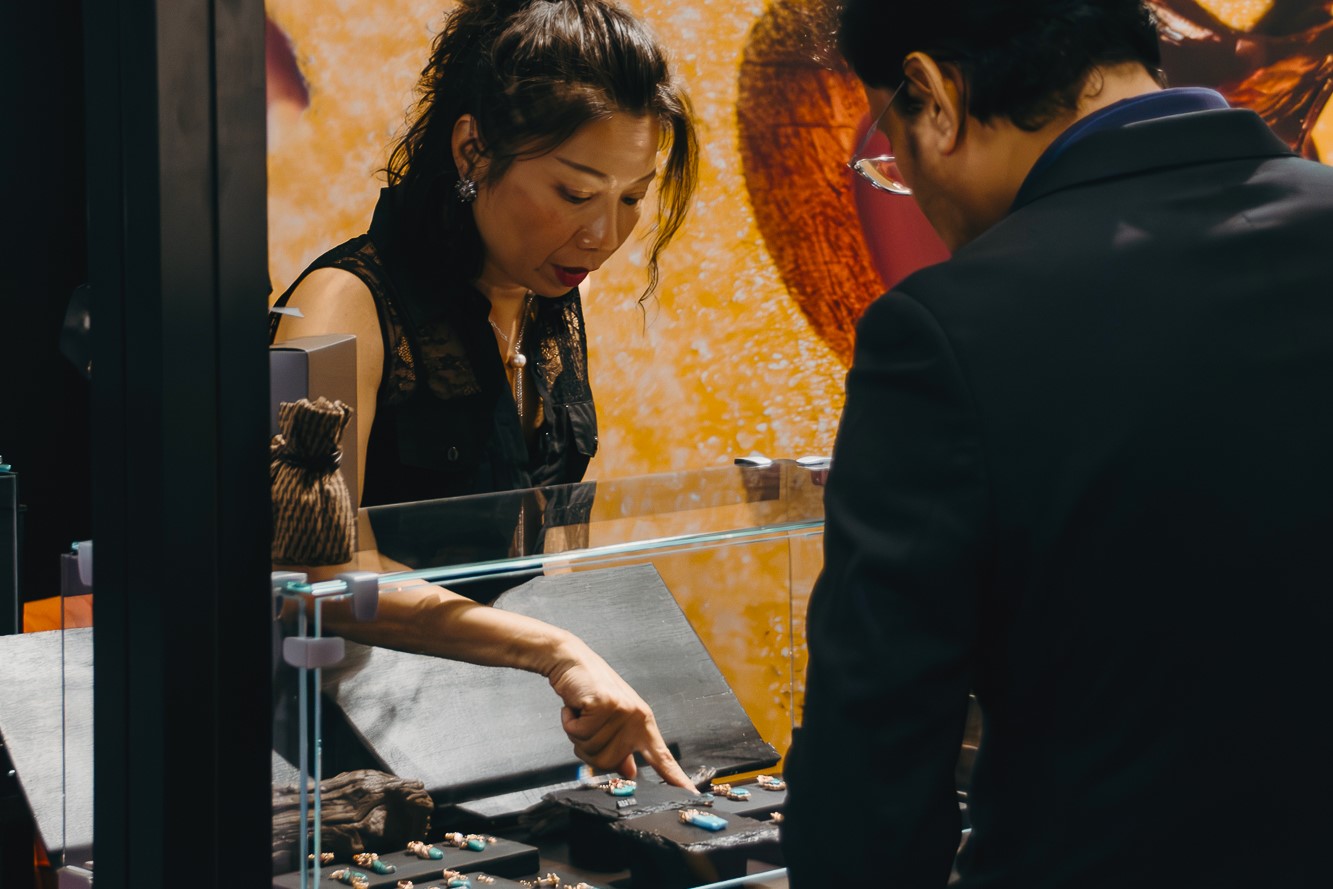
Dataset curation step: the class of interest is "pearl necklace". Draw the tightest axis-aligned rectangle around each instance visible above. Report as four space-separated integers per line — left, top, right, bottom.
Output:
488 292 534 422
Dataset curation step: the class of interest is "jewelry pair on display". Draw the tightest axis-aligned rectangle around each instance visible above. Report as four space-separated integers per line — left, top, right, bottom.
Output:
756 774 786 791
519 874 590 889
407 839 445 860
353 852 397 874
397 881 414 889
308 851 335 864
442 869 472 888
443 831 498 852
597 777 636 797
474 875 497 885
330 868 369 889
679 808 729 832
709 782 751 801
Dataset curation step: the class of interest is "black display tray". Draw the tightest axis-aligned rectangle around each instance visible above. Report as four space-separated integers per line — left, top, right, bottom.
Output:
543 781 702 870
610 809 781 889
273 837 539 889
546 781 701 821
612 809 776 852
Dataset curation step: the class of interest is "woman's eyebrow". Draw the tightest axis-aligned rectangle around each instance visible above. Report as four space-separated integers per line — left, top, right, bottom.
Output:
556 156 657 184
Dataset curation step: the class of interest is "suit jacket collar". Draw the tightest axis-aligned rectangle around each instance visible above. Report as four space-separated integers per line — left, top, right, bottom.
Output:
1011 109 1295 213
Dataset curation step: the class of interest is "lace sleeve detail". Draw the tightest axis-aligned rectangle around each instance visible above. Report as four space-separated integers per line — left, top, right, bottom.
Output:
536 293 592 402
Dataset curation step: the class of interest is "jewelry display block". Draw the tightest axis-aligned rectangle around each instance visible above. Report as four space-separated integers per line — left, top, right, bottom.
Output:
703 781 787 821
546 781 701 820
609 809 781 889
272 837 540 889
317 565 779 812
543 781 703 869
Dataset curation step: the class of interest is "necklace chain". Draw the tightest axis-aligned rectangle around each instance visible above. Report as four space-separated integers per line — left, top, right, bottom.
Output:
488 317 513 347
489 293 534 423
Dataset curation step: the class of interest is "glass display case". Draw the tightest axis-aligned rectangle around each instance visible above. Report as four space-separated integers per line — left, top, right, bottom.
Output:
270 459 828 889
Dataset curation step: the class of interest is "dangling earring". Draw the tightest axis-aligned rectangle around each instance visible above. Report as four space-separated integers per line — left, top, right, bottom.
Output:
455 174 478 204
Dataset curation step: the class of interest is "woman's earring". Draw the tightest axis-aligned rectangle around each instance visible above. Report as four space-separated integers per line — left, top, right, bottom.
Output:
455 175 478 204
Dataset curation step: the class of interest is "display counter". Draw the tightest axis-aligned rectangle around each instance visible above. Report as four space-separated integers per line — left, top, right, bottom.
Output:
270 459 828 889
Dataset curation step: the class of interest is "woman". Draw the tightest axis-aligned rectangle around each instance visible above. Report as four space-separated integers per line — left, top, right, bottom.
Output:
272 0 698 786
272 0 696 506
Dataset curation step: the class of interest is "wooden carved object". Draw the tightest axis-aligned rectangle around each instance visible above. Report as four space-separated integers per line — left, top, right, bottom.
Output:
272 769 434 872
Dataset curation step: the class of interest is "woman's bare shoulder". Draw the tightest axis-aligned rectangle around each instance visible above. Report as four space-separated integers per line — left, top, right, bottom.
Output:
276 267 380 341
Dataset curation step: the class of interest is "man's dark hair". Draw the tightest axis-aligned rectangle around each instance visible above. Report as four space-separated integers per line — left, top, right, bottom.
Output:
838 0 1163 130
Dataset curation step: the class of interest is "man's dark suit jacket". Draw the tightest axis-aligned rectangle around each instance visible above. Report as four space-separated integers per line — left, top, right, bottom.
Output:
783 107 1333 888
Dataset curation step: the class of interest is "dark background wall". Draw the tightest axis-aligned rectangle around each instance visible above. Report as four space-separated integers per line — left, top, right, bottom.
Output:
2 0 93 605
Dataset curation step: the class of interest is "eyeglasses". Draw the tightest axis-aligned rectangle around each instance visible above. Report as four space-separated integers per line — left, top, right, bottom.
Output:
848 81 912 196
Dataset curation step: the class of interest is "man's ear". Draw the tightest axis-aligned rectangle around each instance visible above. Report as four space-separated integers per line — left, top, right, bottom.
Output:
901 52 967 155
451 114 487 180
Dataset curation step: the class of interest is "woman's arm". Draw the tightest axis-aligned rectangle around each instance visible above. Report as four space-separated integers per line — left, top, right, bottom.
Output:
272 268 383 503
272 271 692 789
320 580 694 789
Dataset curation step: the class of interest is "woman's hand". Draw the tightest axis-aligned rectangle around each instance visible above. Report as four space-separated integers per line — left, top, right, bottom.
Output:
548 638 695 791
327 581 695 790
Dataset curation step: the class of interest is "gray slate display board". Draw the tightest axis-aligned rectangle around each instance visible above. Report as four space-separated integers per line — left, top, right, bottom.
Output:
0 628 93 861
322 564 779 806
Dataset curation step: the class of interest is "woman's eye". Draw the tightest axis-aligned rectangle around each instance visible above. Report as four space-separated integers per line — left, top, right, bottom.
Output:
560 188 592 204
623 195 645 207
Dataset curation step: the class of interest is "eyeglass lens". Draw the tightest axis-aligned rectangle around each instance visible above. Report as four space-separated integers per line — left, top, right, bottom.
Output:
853 155 911 195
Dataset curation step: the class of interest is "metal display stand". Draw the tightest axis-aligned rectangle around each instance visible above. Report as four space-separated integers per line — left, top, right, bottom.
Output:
273 570 380 889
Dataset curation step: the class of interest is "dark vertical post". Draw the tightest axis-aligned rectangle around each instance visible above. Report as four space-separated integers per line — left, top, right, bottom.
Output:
3 0 92 609
86 0 271 885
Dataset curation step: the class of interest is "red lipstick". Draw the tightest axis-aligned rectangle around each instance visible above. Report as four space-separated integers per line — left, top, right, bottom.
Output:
554 266 589 288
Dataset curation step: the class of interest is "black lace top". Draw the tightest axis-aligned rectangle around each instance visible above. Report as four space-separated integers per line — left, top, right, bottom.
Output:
271 187 598 508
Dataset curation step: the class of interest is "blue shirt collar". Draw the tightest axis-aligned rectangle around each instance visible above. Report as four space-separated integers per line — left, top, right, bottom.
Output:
1022 87 1231 189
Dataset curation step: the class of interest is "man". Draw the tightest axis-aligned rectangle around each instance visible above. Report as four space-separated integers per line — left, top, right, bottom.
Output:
782 2 1333 886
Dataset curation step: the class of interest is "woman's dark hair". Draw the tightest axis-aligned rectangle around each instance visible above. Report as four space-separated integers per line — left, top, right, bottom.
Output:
837 0 1163 131
385 0 698 299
